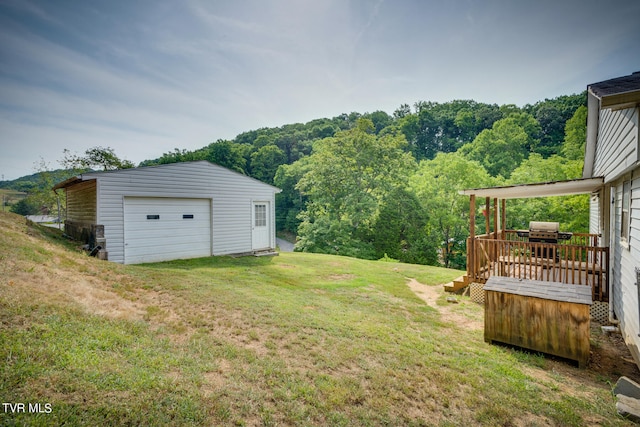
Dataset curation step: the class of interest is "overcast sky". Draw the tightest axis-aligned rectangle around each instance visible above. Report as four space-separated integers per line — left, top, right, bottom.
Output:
1 0 639 180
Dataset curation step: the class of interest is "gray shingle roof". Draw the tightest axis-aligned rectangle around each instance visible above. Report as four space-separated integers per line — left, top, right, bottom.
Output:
589 71 640 98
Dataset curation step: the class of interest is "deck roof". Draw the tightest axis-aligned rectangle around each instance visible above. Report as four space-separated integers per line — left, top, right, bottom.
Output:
459 177 603 199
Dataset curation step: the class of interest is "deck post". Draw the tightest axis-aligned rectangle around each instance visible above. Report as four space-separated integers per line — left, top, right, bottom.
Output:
501 199 506 237
469 195 476 280
492 198 499 262
485 197 490 237
493 198 498 239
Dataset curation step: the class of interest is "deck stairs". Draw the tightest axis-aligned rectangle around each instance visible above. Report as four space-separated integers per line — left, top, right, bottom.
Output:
444 275 469 293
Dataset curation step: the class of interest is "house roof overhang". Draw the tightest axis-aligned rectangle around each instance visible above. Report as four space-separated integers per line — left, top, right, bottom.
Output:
459 177 604 200
583 72 640 178
52 175 85 191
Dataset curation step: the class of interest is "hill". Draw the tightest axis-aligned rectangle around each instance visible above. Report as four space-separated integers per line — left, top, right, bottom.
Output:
0 169 75 192
0 211 636 425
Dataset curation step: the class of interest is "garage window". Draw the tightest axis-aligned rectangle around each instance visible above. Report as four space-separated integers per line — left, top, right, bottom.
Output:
183 214 194 219
147 215 160 220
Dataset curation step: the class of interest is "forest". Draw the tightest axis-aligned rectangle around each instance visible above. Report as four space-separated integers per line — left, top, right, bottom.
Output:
2 93 588 269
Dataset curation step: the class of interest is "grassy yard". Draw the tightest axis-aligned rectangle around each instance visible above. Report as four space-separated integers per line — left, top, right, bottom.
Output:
0 211 636 426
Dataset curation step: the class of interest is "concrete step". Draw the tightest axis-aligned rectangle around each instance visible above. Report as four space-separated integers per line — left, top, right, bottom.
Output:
254 250 279 257
615 377 640 422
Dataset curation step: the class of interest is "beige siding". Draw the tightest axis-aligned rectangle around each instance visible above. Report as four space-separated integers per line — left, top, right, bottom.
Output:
593 107 639 182
84 161 279 263
66 179 97 223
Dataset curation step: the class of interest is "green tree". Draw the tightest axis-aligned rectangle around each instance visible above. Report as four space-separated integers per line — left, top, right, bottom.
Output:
250 145 287 184
296 119 416 257
10 197 40 215
404 100 503 161
372 186 437 265
22 158 67 218
525 93 586 157
362 110 393 134
503 112 542 152
454 103 504 143
505 153 588 231
153 148 205 165
273 158 311 233
205 140 248 174
561 105 588 161
459 115 531 178
508 153 570 185
393 103 412 119
409 152 494 269
61 146 134 171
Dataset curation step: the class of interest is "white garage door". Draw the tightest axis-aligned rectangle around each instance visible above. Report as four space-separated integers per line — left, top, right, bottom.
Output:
123 197 212 264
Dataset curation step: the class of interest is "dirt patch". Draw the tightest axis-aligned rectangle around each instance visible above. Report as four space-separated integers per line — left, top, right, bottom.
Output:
589 324 640 382
525 322 640 387
201 359 233 396
55 272 146 321
406 278 483 330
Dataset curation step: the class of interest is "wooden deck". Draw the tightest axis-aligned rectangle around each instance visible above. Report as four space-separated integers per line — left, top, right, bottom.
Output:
467 231 609 302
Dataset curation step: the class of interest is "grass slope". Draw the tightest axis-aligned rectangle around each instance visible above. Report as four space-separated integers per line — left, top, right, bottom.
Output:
0 211 633 426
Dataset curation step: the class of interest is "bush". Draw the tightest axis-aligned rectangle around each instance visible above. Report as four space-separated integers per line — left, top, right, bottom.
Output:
10 197 40 215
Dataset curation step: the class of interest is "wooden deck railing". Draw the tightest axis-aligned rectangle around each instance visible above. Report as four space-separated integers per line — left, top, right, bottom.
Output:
467 231 608 302
502 230 600 247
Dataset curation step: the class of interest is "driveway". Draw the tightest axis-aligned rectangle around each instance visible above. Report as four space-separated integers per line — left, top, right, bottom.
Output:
276 238 295 252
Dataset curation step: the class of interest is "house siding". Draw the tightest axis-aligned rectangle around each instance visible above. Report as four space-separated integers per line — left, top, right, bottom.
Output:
589 193 600 236
79 161 278 264
611 167 640 362
593 107 639 182
584 74 640 368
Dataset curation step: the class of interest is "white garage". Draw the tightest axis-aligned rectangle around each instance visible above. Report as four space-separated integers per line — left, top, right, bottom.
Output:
123 197 212 264
53 161 281 264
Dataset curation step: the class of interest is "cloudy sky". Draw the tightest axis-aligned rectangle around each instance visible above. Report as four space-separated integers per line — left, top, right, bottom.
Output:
1 0 639 180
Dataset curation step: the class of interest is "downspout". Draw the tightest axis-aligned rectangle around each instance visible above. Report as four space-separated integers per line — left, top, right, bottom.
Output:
468 195 476 282
53 188 62 230
608 186 619 325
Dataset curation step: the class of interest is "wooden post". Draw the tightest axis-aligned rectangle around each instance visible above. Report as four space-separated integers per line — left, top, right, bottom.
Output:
493 198 498 239
469 195 476 280
492 197 499 263
485 197 490 237
501 199 506 238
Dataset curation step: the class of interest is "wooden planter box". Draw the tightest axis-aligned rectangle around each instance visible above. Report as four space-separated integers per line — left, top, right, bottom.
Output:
484 276 592 367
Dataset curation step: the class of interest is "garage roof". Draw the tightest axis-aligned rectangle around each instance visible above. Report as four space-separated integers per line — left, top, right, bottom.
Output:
52 161 282 192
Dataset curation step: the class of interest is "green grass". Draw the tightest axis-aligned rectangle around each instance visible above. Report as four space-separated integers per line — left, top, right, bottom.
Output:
0 211 632 426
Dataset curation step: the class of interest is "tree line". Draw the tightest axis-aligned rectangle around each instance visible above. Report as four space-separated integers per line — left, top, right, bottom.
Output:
3 93 587 269
141 93 587 268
